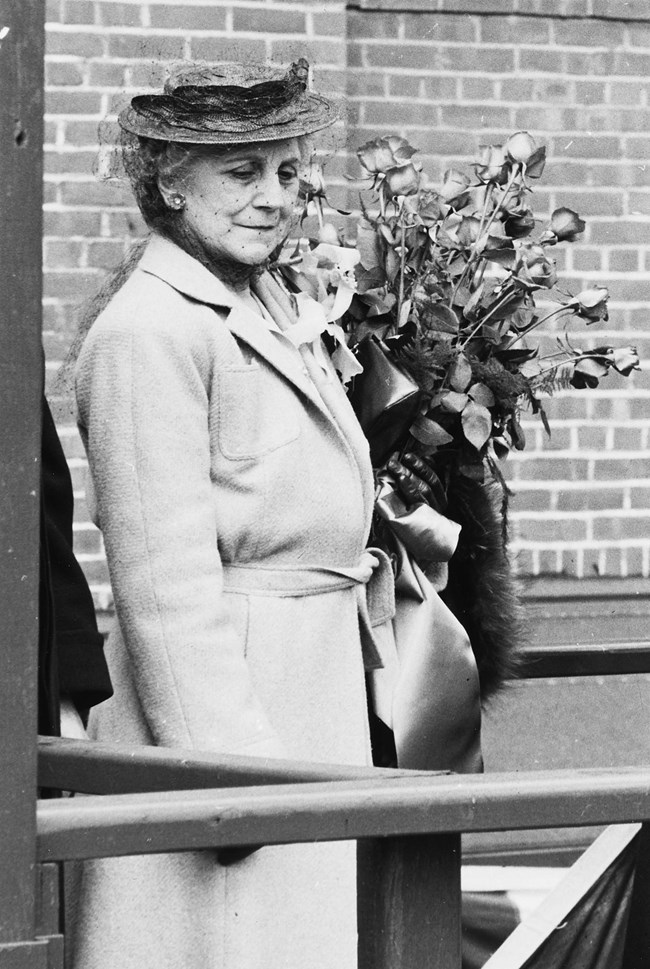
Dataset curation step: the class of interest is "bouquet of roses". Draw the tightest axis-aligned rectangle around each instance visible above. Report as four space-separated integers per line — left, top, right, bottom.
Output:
277 131 640 697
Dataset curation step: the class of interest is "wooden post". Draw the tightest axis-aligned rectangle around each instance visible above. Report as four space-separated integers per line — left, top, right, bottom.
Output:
35 865 64 967
0 0 47 961
357 834 462 969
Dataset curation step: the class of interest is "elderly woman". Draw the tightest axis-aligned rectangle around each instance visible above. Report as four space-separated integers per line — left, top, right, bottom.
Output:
67 60 397 969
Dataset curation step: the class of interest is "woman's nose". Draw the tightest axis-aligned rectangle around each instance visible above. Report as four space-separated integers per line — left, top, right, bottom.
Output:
253 173 285 209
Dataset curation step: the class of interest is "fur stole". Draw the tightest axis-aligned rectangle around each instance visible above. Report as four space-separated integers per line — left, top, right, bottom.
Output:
440 471 524 700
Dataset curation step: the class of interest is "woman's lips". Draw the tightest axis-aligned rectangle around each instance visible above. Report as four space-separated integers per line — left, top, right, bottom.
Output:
238 224 279 231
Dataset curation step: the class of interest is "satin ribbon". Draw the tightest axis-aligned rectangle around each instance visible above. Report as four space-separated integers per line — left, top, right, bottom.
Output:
371 476 483 774
368 535 483 774
297 292 364 383
375 474 461 574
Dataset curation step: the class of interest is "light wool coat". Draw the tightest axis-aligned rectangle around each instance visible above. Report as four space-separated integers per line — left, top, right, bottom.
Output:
68 236 387 969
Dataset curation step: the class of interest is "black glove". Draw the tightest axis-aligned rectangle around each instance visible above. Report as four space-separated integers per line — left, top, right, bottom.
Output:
386 452 447 511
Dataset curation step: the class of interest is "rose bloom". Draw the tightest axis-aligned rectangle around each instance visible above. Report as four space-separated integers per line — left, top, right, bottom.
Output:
505 131 537 164
572 286 609 322
357 135 417 174
516 246 557 289
475 144 510 184
440 168 471 201
382 162 421 197
417 190 445 225
505 210 536 239
456 216 483 246
550 207 586 242
500 184 528 216
611 345 640 375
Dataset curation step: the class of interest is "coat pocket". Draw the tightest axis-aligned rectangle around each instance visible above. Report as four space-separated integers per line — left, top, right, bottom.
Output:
217 365 300 460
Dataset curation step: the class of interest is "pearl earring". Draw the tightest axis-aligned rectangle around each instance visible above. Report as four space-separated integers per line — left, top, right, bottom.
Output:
167 192 186 211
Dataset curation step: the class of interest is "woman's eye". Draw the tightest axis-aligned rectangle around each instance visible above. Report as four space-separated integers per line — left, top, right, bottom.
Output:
230 168 256 180
279 167 298 183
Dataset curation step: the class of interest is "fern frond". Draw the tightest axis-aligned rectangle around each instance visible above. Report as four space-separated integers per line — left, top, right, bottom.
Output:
530 363 573 396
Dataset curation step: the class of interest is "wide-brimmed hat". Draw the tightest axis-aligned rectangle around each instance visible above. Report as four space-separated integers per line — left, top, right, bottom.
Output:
118 58 338 144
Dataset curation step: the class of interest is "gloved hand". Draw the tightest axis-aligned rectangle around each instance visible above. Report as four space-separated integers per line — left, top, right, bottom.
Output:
386 452 447 511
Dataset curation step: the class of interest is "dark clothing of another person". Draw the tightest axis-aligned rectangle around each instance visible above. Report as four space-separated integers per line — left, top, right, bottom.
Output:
38 397 112 735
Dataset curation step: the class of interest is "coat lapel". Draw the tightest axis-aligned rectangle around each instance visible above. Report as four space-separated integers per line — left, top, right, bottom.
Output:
139 234 333 422
222 303 334 421
228 304 374 522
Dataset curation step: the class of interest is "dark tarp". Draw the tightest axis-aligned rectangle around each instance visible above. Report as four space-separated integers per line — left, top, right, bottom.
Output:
517 836 638 969
461 825 644 969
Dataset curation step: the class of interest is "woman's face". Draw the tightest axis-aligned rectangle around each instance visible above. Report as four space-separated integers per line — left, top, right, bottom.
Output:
170 138 302 267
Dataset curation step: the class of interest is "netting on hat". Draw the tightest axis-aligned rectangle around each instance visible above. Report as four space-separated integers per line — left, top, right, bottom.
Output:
119 58 338 142
93 91 134 183
95 59 343 186
132 58 310 130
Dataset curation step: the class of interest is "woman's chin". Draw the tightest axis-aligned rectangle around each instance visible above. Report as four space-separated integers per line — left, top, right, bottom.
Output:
241 246 278 265
230 241 283 266
227 226 289 266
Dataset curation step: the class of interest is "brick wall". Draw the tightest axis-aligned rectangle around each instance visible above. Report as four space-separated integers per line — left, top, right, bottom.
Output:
43 0 650 610
347 1 650 580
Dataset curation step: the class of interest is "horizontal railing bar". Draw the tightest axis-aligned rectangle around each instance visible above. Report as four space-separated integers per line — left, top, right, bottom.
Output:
516 642 650 678
38 736 421 793
38 766 650 862
520 577 650 602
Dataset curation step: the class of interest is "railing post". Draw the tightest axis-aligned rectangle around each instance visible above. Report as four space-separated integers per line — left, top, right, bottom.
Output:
358 833 462 969
0 0 54 965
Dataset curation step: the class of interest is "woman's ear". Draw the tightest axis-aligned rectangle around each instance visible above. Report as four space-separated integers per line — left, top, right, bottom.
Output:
157 176 175 207
156 143 194 210
157 177 186 211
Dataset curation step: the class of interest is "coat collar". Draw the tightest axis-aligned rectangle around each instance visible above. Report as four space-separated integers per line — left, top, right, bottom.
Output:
139 233 241 310
138 234 332 419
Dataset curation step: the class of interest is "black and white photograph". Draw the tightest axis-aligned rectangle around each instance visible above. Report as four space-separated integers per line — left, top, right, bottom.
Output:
1 1 649 966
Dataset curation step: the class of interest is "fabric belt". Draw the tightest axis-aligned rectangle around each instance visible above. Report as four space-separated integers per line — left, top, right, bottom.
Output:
221 548 396 671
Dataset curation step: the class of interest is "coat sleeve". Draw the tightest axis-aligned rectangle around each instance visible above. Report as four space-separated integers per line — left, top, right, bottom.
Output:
75 313 285 757
41 397 113 721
